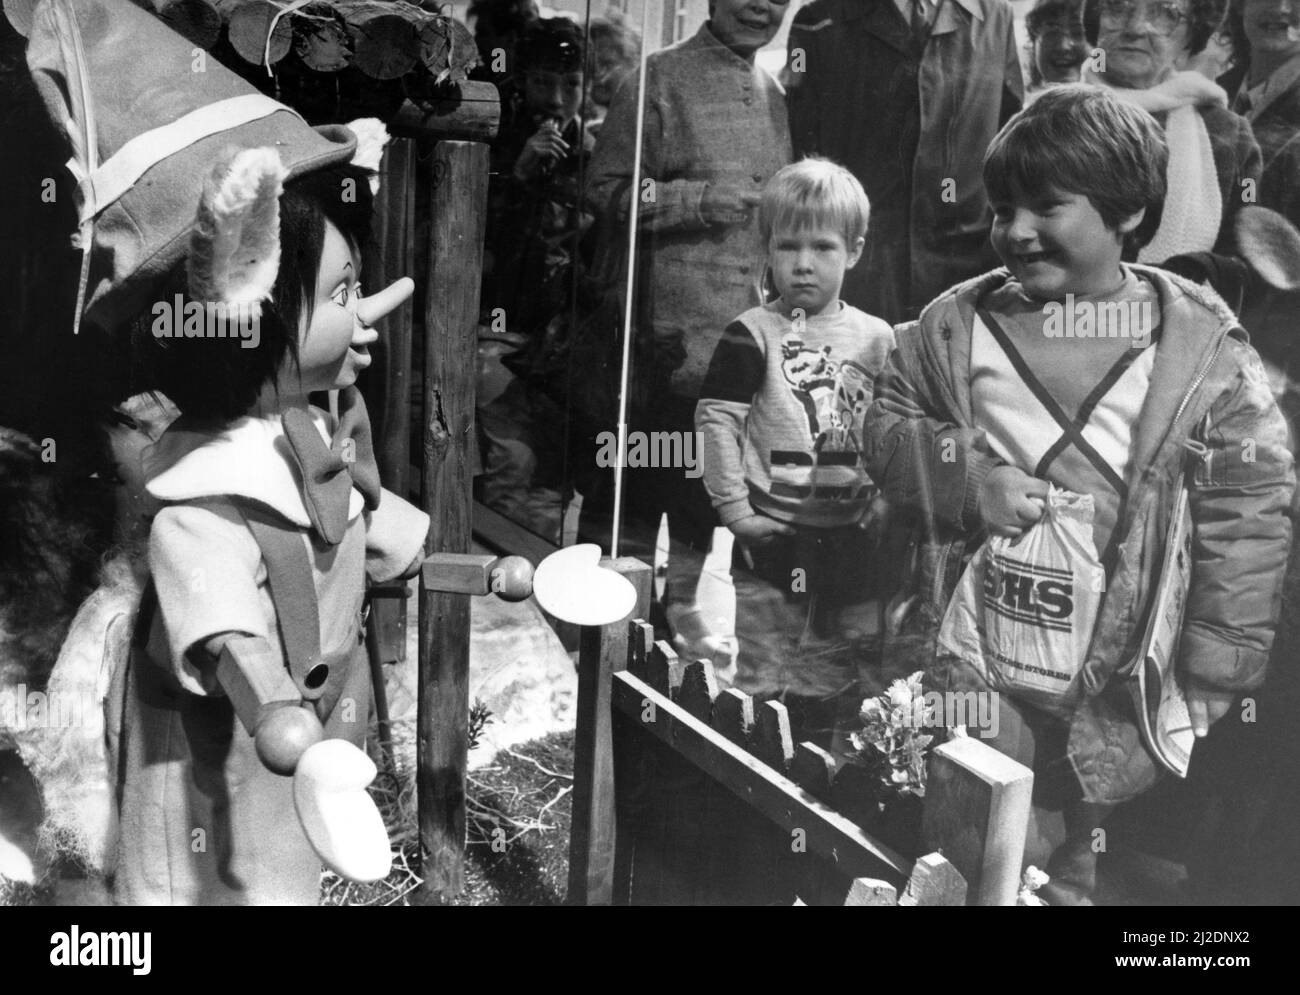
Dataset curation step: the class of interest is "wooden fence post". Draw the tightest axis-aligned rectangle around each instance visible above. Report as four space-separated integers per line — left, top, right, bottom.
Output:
921 735 1033 906
417 138 488 903
569 558 653 905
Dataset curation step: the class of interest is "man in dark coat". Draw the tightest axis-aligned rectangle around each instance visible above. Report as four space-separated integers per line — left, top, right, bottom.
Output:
786 0 1023 323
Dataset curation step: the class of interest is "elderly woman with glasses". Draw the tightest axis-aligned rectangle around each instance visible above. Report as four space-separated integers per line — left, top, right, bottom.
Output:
1083 0 1262 306
1218 0 1300 240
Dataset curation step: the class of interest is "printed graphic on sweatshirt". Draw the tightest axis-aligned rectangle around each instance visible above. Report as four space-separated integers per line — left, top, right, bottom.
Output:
769 334 873 503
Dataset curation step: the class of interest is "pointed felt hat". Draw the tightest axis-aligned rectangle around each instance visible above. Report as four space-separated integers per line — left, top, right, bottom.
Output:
25 0 359 334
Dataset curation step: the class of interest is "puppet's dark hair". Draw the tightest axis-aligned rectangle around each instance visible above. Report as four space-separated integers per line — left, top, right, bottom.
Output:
144 163 373 421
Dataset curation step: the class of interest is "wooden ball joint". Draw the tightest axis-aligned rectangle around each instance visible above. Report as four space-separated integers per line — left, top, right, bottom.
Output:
490 555 534 602
421 552 534 601
256 706 325 775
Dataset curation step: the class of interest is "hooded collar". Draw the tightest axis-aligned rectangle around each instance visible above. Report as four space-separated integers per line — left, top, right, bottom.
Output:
143 405 364 528
913 264 1243 482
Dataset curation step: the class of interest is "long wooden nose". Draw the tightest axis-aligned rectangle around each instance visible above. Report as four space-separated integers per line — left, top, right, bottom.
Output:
355 276 415 327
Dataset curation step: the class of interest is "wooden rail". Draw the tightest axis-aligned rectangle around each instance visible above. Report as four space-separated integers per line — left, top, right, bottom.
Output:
573 618 1034 906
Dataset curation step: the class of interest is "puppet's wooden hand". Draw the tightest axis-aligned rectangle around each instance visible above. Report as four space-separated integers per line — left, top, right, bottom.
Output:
214 635 323 775
212 635 390 881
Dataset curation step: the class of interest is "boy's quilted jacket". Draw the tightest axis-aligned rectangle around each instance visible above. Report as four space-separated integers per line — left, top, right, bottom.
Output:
864 265 1295 803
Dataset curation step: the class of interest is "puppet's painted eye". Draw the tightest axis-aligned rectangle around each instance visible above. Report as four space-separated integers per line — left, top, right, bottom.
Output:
332 284 363 310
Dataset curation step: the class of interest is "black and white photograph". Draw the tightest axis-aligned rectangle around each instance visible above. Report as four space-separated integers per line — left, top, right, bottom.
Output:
1 0 1298 932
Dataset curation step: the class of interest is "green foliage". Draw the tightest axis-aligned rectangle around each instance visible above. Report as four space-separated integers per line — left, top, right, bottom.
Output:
849 671 937 801
468 698 493 752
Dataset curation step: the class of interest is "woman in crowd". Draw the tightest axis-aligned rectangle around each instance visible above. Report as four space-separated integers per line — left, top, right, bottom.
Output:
584 11 642 136
1088 0 1262 306
1219 0 1300 439
585 0 792 663
1192 0 1300 904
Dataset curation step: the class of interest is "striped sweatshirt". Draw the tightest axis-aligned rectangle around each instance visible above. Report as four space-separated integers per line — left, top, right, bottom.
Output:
695 299 895 528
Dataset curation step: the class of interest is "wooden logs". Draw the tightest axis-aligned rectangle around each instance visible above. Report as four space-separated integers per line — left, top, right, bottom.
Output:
338 0 420 80
129 0 479 94
416 12 478 84
392 82 502 145
156 0 222 49
293 1 350 72
218 0 292 67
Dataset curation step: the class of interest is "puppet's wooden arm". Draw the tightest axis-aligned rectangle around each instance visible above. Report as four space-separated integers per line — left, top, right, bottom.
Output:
209 633 323 775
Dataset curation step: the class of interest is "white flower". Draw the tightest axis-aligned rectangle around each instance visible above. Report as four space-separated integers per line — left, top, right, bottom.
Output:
1023 866 1050 890
859 698 886 726
887 680 912 710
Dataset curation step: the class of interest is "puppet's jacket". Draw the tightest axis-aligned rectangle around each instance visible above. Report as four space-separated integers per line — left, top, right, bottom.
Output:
863 265 1296 804
112 404 428 905
138 407 428 699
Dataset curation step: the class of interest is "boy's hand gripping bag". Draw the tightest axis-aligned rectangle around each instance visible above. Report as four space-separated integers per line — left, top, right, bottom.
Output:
937 487 1104 705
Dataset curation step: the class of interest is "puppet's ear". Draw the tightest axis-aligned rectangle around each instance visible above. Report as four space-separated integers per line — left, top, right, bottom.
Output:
188 147 289 314
345 118 390 195
1237 205 1300 291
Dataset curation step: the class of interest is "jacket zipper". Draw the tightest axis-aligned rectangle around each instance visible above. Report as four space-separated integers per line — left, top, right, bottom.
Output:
1171 333 1227 430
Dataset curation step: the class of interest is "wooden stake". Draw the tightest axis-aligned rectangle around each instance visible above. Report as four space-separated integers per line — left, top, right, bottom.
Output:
921 735 1033 906
570 558 652 905
417 139 487 903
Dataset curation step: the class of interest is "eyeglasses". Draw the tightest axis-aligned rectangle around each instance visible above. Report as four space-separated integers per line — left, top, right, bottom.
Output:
1099 0 1190 34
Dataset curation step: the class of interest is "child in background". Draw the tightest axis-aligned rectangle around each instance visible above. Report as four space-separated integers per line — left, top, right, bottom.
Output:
696 159 895 739
1025 0 1090 92
865 85 1294 903
477 17 594 541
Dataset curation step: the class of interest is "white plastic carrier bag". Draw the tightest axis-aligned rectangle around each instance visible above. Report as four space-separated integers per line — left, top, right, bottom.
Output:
937 487 1105 703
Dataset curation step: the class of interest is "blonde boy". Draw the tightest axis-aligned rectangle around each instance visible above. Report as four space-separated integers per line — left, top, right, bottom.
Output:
695 159 894 732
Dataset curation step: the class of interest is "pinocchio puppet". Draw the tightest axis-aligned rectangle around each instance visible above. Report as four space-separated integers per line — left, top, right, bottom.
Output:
24 0 428 904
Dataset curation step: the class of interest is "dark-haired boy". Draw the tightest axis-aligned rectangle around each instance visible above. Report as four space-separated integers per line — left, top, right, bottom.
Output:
865 84 1294 902
477 17 594 538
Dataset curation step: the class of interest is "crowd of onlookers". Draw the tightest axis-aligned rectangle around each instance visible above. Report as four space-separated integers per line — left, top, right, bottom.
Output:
467 0 1300 904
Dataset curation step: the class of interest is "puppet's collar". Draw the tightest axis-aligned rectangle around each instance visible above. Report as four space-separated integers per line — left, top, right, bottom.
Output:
143 406 364 527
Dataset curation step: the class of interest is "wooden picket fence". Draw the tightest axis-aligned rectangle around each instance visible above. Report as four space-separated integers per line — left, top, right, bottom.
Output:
569 563 1036 906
